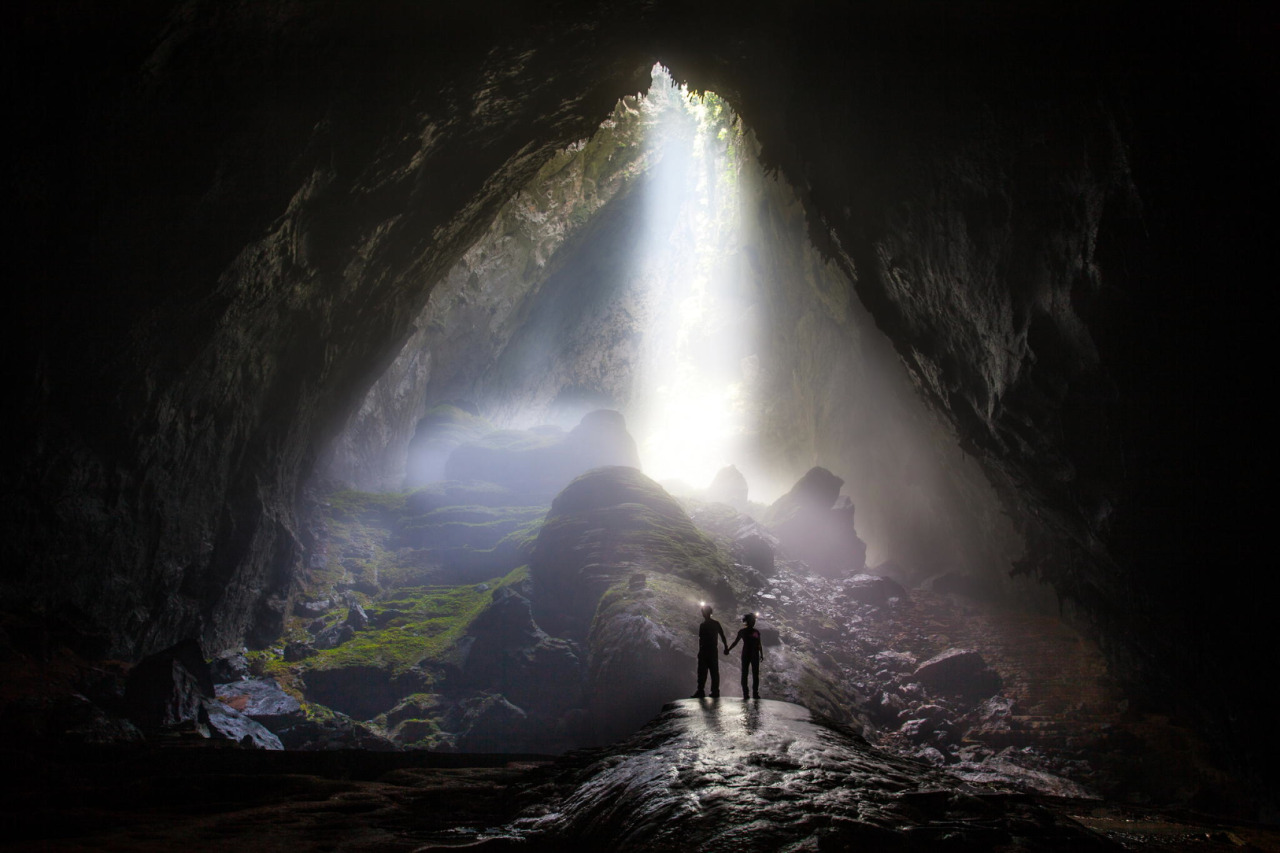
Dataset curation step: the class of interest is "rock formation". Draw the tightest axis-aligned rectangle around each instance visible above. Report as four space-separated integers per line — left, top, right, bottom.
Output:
764 467 869 577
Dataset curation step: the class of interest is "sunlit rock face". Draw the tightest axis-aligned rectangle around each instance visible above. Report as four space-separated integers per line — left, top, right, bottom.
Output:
5 0 1272 794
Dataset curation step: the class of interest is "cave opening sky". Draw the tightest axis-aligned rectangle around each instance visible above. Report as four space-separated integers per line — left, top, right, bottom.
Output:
626 65 761 495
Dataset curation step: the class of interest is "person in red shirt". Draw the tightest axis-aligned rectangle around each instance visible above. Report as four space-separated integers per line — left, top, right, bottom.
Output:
726 612 764 699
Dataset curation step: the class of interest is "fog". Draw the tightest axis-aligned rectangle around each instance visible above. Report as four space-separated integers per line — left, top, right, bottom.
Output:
330 66 1022 581
624 69 761 496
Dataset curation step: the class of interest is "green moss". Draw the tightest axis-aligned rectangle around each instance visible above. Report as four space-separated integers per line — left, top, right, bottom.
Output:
303 565 528 676
469 428 561 453
590 573 709 643
324 489 408 522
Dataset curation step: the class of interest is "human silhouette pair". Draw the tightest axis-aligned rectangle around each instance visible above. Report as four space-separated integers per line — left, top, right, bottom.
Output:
692 605 764 699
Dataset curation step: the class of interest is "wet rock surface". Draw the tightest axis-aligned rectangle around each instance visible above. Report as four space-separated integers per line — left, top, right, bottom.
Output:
6 710 1276 853
501 699 1115 850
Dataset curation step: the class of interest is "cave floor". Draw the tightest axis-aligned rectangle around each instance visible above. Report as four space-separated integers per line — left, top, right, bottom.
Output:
6 711 1278 852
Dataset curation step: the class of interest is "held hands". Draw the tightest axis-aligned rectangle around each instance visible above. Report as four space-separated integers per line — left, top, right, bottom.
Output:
723 647 729 656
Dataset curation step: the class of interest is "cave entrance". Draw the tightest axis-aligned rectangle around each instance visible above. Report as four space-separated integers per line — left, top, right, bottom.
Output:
325 65 776 499
320 64 1020 591
259 62 1024 753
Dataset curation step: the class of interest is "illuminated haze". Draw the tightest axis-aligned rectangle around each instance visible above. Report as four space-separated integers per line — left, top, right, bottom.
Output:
625 68 760 495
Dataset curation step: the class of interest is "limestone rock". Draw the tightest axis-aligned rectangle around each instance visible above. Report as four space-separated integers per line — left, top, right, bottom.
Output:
733 533 775 576
345 603 369 631
524 699 1110 848
214 677 304 731
914 649 1003 701
706 465 749 507
403 404 492 488
461 587 582 715
764 468 868 577
302 664 427 722
210 650 252 684
529 466 735 638
838 574 907 607
314 623 355 650
275 708 398 751
962 695 1018 743
455 694 528 752
199 698 283 749
294 599 333 618
124 640 215 730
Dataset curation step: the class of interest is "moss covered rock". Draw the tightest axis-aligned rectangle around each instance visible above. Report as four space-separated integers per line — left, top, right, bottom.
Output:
529 467 736 639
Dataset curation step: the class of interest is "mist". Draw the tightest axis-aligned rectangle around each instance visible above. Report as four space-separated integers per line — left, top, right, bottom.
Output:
327 66 1022 583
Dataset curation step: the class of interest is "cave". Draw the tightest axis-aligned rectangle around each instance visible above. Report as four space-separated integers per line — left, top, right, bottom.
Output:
5 0 1277 848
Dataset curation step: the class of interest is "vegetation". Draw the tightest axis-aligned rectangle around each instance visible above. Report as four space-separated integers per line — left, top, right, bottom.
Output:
308 576 497 675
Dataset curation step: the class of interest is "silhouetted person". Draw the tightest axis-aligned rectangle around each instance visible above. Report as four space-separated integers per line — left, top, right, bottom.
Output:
726 612 764 699
692 604 728 698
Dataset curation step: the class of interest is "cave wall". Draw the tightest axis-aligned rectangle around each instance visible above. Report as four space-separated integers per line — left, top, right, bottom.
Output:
323 91 659 490
6 0 1274 784
5 0 656 655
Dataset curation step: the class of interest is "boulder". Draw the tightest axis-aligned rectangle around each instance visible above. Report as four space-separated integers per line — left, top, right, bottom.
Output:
379 693 453 748
214 677 304 731
294 598 333 618
961 695 1018 743
199 699 283 749
210 650 251 684
914 649 1003 701
275 708 397 751
345 603 370 631
461 587 582 715
529 467 735 638
732 532 775 576
706 465 749 507
839 574 907 607
455 694 529 752
772 466 844 512
284 641 316 661
314 623 355 650
763 468 867 577
124 640 214 730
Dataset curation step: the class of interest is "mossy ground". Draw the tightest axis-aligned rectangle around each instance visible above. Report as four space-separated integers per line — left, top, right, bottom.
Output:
310 577 496 675
254 566 530 701
254 480 547 715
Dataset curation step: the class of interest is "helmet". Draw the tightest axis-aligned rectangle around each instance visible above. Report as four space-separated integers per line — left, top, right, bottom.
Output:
700 603 714 617
743 613 756 626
